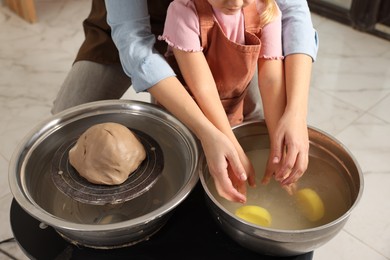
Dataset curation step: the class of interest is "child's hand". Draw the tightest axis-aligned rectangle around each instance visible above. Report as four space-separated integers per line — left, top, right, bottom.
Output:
225 149 256 201
200 129 248 203
236 145 256 187
261 112 309 188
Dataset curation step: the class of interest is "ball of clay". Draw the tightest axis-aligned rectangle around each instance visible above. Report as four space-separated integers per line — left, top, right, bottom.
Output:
69 122 146 185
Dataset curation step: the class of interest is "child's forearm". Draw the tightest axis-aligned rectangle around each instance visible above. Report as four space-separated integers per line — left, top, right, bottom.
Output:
268 54 312 186
258 59 286 139
172 49 254 185
172 49 238 144
283 54 312 120
148 76 214 138
149 76 248 202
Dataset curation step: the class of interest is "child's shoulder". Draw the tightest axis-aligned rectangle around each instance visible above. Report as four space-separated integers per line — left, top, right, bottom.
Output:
171 0 196 8
168 0 198 18
254 0 281 16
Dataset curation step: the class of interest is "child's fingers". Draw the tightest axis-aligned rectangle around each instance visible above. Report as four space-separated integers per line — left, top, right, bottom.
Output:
281 151 308 185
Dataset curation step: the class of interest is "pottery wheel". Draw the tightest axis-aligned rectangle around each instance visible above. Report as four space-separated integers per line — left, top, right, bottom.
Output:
51 129 163 205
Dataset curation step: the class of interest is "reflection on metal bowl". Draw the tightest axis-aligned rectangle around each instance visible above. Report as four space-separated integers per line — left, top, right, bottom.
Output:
199 121 364 256
8 100 199 249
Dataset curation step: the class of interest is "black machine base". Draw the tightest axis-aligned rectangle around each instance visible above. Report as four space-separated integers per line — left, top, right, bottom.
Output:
10 182 313 260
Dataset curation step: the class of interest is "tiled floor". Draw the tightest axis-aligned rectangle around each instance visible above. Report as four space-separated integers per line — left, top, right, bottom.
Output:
0 1 389 259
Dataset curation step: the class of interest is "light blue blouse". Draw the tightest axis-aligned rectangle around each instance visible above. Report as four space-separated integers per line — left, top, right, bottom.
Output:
105 0 318 92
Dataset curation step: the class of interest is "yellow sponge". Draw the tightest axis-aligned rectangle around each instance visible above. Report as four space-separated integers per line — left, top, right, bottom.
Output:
296 188 325 222
235 205 272 227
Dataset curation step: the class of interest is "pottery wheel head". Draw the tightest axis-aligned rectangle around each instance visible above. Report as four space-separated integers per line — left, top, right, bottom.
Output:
51 129 164 205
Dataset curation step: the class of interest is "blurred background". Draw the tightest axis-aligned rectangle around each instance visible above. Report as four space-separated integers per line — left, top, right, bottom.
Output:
0 0 389 259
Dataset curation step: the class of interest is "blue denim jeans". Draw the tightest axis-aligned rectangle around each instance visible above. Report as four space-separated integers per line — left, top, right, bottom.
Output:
51 61 132 114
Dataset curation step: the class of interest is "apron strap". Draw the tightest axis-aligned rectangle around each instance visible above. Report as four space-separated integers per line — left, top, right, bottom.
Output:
243 1 262 34
193 0 215 49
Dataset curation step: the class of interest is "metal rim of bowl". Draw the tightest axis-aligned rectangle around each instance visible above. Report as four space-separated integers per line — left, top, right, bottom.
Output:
199 120 364 235
8 100 200 232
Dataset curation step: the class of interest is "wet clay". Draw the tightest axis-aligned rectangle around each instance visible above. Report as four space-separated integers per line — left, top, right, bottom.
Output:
69 122 146 185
